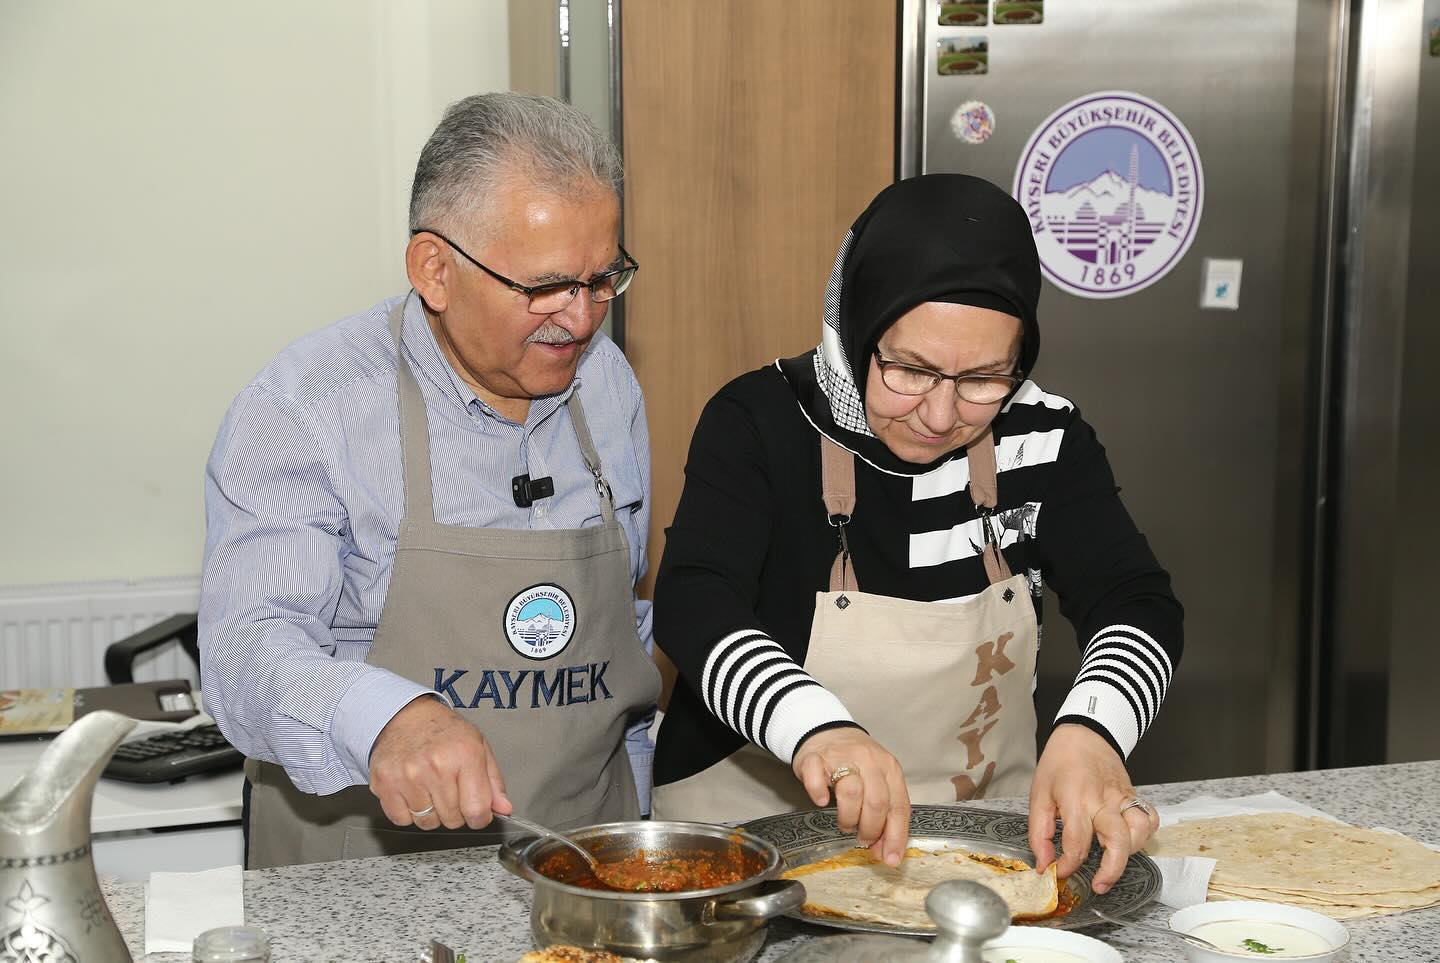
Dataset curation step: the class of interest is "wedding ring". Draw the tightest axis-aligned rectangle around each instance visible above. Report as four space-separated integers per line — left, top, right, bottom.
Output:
829 765 854 786
409 804 436 819
1120 796 1154 819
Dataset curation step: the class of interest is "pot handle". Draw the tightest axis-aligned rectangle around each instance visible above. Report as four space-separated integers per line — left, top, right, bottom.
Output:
498 836 539 883
708 878 806 923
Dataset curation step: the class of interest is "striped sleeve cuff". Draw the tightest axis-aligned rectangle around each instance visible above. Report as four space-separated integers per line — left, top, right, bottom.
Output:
1053 623 1174 759
701 628 855 764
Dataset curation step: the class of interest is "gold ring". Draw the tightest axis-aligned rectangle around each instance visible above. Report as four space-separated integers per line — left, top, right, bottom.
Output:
409 804 435 819
1120 797 1154 819
829 766 854 786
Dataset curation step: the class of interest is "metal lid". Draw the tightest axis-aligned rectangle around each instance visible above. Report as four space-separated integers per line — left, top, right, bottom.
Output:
773 879 1011 962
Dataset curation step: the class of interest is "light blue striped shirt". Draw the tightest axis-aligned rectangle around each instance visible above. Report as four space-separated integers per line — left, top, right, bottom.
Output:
200 293 656 807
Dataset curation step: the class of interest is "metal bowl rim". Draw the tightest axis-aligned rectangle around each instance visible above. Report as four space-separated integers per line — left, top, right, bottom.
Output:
515 819 784 901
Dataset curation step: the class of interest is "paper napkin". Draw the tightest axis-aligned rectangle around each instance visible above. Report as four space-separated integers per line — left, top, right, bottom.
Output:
1157 789 1339 828
144 864 244 954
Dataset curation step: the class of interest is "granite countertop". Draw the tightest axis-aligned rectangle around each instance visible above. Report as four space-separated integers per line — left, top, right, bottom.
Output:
103 760 1440 962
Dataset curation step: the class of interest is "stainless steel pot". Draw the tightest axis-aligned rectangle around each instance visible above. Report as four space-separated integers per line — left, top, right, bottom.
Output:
499 820 805 963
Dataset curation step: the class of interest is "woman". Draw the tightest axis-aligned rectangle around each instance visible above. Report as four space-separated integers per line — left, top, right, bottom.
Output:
650 175 1182 893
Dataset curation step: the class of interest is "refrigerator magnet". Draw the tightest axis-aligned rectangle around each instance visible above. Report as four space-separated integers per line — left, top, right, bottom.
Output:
937 36 988 75
938 2 987 27
1429 19 1439 57
993 1 1043 25
951 101 997 145
1200 259 1243 309
1012 91 1205 299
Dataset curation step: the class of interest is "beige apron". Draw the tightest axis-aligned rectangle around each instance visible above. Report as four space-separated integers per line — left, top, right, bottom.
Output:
246 295 661 868
651 430 1038 824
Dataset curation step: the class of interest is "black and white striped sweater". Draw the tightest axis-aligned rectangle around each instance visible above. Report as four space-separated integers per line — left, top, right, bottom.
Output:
652 364 1182 787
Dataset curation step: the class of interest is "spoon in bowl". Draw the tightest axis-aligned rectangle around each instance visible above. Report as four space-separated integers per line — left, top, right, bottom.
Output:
1089 906 1225 951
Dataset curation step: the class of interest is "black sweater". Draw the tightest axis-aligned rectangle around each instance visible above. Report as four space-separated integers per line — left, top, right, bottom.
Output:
652 365 1183 786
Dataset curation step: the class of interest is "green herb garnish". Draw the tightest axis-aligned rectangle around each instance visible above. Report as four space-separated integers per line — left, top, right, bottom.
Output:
1241 939 1284 954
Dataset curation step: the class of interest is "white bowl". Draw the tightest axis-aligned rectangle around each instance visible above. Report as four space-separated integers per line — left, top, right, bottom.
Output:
981 924 1122 962
1169 900 1350 962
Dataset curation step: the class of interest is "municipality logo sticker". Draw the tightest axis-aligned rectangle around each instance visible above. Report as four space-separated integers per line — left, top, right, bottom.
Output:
1013 91 1203 299
504 584 577 660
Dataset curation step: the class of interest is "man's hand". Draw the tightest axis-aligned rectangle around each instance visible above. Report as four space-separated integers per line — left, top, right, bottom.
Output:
368 696 512 831
1028 723 1159 894
793 726 912 866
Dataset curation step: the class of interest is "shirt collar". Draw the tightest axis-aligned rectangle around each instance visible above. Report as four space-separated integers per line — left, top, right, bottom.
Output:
400 292 578 428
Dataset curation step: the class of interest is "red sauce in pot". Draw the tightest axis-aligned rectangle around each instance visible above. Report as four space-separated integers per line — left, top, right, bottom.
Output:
537 842 763 893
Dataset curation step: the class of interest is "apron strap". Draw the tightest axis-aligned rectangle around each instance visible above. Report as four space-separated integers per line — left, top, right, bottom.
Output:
815 427 1012 592
819 435 858 593
390 295 437 523
565 391 618 524
966 429 1014 585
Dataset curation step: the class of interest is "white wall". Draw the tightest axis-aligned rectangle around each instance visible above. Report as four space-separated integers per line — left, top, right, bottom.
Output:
0 0 510 586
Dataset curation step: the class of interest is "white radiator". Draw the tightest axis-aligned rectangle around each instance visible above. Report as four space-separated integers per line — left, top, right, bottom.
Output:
0 577 201 689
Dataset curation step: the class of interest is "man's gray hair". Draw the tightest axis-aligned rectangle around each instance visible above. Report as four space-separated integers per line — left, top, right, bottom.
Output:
409 93 623 239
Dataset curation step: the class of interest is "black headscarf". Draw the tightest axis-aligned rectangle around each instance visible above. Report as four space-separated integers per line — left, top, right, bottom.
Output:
777 174 1042 476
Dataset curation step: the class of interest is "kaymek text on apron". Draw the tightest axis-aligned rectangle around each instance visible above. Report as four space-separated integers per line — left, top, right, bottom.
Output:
651 429 1038 824
246 294 660 868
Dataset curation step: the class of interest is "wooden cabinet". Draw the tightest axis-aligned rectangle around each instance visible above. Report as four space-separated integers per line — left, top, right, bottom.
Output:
622 0 896 613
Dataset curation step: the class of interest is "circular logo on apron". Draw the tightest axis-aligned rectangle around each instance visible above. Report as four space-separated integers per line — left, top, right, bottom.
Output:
1012 90 1204 299
504 584 577 660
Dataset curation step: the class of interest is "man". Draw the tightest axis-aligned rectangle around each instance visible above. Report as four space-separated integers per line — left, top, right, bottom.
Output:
200 93 660 868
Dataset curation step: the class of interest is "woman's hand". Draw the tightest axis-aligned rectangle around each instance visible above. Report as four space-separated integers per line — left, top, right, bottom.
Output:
793 726 912 866
1028 723 1158 893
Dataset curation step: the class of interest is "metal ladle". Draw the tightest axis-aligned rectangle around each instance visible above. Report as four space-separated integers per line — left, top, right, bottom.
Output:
495 812 604 878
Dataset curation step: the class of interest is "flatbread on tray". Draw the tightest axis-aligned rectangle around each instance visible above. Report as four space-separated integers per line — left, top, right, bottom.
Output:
1145 813 1440 919
781 846 1059 928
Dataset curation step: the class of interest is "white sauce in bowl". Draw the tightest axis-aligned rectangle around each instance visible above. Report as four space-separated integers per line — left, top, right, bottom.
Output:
981 950 1088 963
1187 920 1335 957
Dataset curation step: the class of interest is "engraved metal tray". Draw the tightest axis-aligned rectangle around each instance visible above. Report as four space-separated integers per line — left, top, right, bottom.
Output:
740 804 1161 935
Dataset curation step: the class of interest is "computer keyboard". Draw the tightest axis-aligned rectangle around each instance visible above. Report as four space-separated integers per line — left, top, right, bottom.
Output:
102 723 244 783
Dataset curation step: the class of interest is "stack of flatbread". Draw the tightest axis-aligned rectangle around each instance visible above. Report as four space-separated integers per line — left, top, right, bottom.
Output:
1145 813 1440 919
781 847 1060 928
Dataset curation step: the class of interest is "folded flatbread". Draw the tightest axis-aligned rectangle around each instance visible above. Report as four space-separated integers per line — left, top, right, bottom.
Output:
782 847 1059 927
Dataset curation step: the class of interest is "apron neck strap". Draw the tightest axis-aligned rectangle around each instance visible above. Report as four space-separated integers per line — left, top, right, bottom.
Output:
820 434 856 522
966 428 999 509
966 429 1013 584
391 295 437 522
565 390 617 523
816 428 1013 591
389 294 616 524
819 435 858 593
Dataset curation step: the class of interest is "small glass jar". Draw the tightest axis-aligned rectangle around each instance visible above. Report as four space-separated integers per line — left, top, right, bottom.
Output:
192 925 271 962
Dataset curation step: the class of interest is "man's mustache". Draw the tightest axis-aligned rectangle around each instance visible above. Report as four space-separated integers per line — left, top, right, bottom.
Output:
526 321 577 345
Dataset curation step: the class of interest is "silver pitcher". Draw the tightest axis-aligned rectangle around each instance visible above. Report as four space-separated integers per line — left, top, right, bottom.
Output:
1 710 136 962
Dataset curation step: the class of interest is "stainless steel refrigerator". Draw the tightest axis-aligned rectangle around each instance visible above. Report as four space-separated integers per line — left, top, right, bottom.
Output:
900 0 1440 782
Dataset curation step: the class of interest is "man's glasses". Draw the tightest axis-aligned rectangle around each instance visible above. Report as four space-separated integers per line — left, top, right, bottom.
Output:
873 349 1021 405
413 228 638 315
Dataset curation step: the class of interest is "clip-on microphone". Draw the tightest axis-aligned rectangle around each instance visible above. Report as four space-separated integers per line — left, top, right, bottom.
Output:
512 473 555 508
